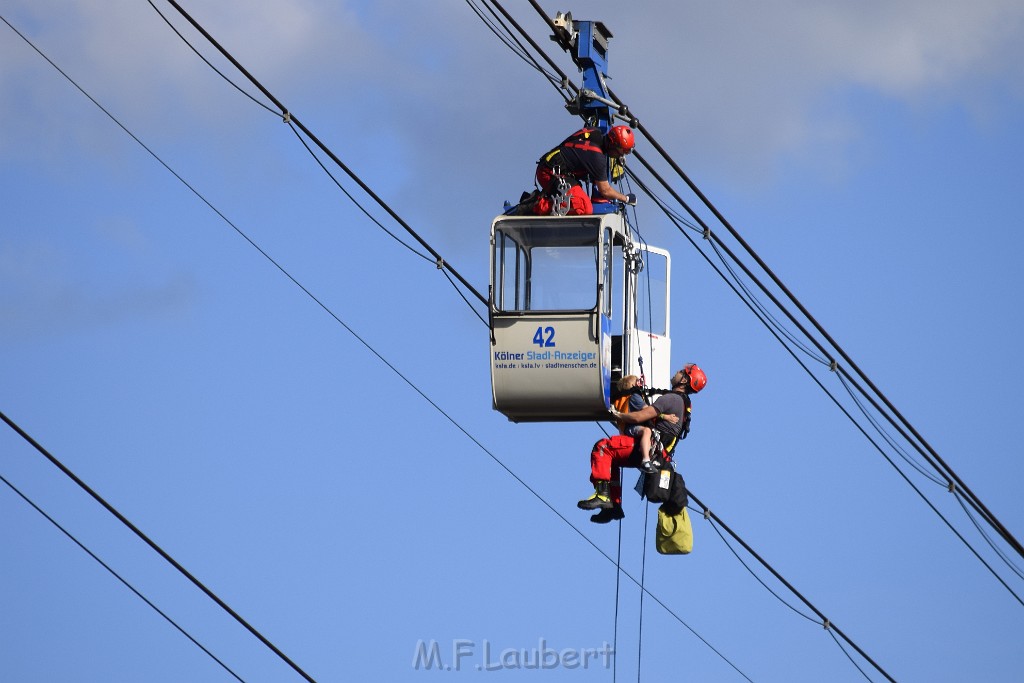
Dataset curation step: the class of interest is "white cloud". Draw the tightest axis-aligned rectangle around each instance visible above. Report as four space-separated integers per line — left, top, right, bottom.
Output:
598 1 1024 182
3 0 1021 192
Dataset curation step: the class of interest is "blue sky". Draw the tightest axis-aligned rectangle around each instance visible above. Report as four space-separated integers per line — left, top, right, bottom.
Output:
2 1 1023 681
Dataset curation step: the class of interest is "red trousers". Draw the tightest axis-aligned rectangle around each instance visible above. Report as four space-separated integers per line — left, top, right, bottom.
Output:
534 167 593 215
590 435 642 505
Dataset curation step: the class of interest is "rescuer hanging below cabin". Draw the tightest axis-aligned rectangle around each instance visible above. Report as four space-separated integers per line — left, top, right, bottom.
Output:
579 364 707 523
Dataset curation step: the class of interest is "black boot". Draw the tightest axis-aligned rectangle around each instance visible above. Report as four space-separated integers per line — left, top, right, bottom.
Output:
590 506 625 524
577 480 613 510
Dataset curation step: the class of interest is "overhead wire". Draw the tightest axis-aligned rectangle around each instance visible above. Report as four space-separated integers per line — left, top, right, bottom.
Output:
632 167 827 363
2 12 754 680
466 7 897 683
464 0 562 88
469 1 904 675
626 151 836 367
953 491 1024 582
684 491 896 682
827 628 876 683
193 0 1024 671
12 2 983 679
147 0 440 268
701 510 818 625
0 471 248 683
628 170 830 364
144 0 275 116
156 0 488 312
508 0 1024 586
834 372 945 485
601 3 1020 564
617 78 1024 564
284 121 433 263
631 116 1024 590
629 157 1024 604
691 515 876 678
474 0 579 107
8 2 917 679
642 121 1024 607
1 5 892 683
462 1 1016 679
0 410 320 683
654 189 941 487
142 4 767 677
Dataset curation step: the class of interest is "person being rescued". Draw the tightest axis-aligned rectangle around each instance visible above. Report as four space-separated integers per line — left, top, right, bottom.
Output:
612 374 666 475
530 125 637 216
579 364 708 524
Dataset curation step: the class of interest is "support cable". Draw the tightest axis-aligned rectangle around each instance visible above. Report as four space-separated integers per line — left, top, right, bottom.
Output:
2 17 749 674
512 0 1024 566
145 0 276 115
465 0 562 89
686 490 896 683
7 6 933 680
284 121 433 262
655 186 1024 607
834 373 945 484
617 94 1023 563
0 471 248 683
469 3 915 679
630 160 1024 596
825 628 876 683
0 410 320 683
952 491 1024 582
141 13 898 672
701 510 818 625
630 125 1024 567
157 0 488 309
478 0 578 106
628 145 1017 547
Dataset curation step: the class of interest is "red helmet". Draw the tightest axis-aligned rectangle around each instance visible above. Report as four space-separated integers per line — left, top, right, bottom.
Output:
681 363 707 393
606 125 635 155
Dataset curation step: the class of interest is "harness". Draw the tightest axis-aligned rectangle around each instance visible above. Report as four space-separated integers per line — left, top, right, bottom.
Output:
559 128 604 156
532 128 605 216
537 128 603 181
650 391 692 462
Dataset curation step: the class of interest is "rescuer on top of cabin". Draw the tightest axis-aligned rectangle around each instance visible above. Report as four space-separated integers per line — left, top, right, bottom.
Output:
579 364 708 523
530 125 637 216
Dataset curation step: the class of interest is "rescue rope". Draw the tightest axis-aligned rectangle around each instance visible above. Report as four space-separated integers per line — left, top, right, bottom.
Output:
613 518 623 683
637 503 651 683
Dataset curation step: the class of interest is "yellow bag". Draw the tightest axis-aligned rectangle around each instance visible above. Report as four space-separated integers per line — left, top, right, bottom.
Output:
655 506 693 555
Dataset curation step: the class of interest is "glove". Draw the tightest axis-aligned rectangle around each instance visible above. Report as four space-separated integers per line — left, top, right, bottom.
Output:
625 193 637 206
609 407 625 420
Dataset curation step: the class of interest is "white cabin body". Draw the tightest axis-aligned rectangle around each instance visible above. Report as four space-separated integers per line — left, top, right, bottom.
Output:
489 212 671 422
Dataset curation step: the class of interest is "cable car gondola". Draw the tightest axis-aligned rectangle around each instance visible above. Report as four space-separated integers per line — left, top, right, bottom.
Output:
489 210 671 421
488 13 673 422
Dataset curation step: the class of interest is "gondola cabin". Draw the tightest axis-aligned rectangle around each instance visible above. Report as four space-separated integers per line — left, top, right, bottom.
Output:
489 211 671 421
